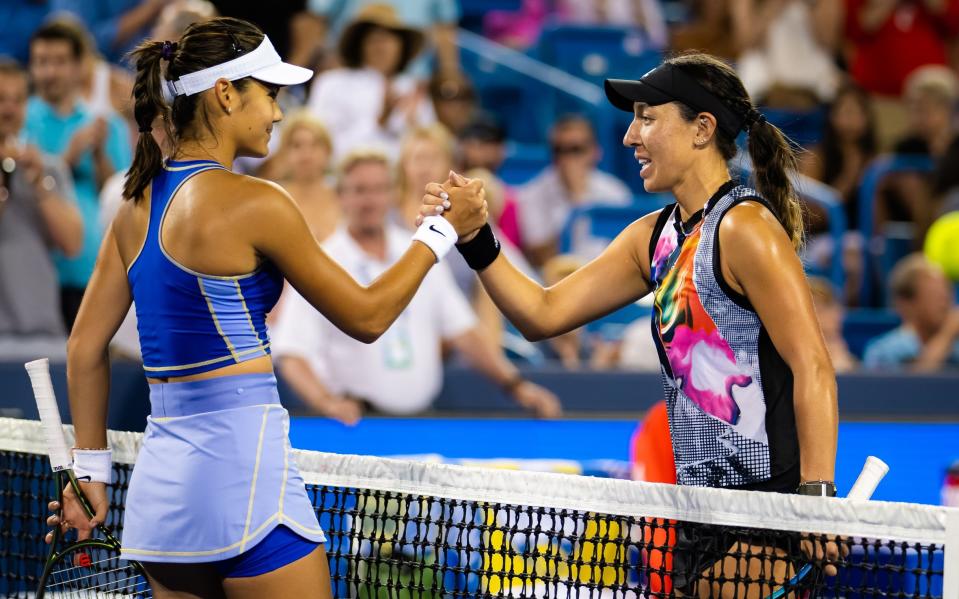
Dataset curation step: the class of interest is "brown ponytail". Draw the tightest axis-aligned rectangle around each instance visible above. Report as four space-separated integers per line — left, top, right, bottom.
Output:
667 53 804 250
123 40 169 201
745 117 804 250
122 17 266 202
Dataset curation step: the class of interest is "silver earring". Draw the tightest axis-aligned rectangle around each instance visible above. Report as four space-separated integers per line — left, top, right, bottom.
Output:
227 107 232 115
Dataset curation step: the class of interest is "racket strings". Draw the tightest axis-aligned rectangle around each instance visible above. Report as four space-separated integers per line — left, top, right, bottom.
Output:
51 555 126 573
45 585 151 599
50 565 138 587
46 557 150 598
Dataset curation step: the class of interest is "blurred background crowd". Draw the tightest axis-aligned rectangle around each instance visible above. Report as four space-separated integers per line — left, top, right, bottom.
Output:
1 0 959 423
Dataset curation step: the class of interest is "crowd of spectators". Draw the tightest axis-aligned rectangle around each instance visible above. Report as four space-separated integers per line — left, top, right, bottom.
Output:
1 0 958 417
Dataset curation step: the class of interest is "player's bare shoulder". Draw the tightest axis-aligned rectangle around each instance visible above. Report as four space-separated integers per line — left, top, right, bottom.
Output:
191 170 292 220
215 173 308 246
111 190 152 266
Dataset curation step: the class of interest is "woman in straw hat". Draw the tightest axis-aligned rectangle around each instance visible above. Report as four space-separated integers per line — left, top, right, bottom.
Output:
307 3 436 161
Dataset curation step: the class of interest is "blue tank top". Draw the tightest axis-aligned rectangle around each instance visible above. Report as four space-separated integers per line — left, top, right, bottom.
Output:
647 181 799 492
127 159 283 378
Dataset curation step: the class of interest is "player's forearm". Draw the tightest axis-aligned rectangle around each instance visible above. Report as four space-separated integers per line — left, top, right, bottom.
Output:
353 244 436 342
65 341 110 450
792 357 838 483
478 254 558 342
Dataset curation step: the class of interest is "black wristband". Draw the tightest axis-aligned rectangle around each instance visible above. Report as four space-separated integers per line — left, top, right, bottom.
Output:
456 223 500 271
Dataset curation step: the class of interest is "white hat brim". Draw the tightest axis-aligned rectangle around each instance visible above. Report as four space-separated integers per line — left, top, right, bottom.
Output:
250 61 314 87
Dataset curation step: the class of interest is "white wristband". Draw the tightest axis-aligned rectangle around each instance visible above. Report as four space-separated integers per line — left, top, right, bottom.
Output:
72 448 113 484
412 215 457 262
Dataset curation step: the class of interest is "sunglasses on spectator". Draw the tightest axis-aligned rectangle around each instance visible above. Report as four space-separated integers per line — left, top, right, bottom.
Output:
551 143 591 156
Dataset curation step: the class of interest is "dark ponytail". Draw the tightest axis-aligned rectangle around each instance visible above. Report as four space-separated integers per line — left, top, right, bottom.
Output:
745 117 803 249
123 40 170 201
668 53 804 250
122 17 266 201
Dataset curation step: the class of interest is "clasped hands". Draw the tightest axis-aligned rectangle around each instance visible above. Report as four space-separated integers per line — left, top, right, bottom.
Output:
417 170 488 243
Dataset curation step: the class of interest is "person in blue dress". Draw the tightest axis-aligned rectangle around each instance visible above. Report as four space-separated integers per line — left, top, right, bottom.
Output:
46 16 485 598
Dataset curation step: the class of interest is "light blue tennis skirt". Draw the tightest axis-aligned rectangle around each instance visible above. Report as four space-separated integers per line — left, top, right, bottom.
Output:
120 373 326 563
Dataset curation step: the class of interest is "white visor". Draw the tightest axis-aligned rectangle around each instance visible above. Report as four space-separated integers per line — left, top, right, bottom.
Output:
166 36 313 97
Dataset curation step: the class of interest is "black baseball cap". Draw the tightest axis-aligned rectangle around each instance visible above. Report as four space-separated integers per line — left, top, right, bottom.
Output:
605 63 747 139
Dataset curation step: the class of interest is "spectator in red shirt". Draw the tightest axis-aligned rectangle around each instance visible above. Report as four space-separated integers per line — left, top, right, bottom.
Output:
845 0 959 148
845 0 959 98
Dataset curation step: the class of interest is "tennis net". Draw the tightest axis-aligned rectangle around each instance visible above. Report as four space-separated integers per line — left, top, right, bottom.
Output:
1 416 956 598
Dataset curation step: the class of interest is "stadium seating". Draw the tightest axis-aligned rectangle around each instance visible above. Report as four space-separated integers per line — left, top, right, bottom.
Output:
533 24 663 185
856 155 936 306
841 309 901 358
758 106 827 149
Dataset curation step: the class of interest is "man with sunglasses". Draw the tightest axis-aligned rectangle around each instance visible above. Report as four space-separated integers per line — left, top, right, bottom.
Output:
517 114 631 267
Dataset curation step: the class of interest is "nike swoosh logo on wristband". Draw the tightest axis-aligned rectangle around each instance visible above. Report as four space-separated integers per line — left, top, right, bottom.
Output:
429 224 446 237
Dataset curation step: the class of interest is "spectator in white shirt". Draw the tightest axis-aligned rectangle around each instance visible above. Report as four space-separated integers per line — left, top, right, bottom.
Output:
272 150 561 423
517 114 632 267
306 4 435 162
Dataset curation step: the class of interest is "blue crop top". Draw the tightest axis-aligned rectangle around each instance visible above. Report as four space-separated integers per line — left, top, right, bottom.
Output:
127 160 283 378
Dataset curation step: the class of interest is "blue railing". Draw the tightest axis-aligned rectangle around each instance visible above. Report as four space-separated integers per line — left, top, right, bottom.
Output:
856 155 936 306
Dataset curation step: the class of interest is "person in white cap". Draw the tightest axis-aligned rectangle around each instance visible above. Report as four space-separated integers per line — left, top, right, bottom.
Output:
44 16 487 597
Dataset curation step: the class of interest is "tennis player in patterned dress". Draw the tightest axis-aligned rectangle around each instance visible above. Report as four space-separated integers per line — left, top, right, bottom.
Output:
45 17 486 598
422 53 840 598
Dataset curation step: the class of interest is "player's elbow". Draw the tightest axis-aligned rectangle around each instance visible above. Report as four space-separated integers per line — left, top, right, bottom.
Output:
790 351 837 397
351 316 391 344
354 329 382 344
806 352 836 381
520 327 547 343
66 330 108 373
331 319 384 344
515 320 554 343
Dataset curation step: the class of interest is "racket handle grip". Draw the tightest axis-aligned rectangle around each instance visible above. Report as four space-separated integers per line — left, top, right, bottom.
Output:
25 358 72 472
847 456 889 500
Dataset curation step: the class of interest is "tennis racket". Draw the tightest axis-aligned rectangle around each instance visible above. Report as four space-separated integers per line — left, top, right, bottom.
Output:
26 358 152 598
767 456 890 599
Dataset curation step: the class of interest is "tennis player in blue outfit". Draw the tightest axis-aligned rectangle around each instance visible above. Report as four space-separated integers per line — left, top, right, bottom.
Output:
45 17 486 598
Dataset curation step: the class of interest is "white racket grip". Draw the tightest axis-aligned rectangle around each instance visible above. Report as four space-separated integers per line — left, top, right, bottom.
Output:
24 358 72 472
847 456 889 500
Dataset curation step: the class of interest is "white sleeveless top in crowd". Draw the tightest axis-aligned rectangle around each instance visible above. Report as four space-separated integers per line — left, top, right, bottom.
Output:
736 0 840 103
